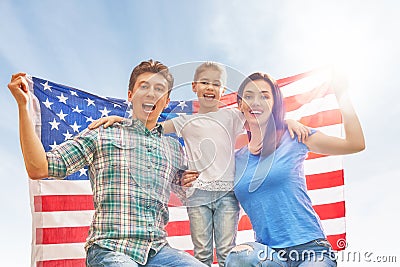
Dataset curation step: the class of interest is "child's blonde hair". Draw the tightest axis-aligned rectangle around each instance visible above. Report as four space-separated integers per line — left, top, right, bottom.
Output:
193 62 227 86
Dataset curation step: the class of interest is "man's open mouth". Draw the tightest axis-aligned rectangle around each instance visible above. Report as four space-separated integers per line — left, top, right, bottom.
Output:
142 103 156 113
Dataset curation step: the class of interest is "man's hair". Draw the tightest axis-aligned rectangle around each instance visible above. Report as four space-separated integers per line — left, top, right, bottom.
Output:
128 59 174 96
193 61 227 85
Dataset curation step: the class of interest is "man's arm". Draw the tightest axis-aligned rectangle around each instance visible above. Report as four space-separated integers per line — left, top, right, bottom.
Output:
8 73 48 179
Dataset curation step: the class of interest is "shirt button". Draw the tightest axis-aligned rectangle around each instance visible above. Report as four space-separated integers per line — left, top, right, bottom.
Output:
147 148 152 152
148 223 152 227
146 205 150 209
148 239 151 242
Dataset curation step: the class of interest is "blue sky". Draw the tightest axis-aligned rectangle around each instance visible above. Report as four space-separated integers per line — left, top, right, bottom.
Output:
1 1 399 266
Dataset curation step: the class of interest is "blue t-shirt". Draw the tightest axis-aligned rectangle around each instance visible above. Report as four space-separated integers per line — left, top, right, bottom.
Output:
234 129 325 248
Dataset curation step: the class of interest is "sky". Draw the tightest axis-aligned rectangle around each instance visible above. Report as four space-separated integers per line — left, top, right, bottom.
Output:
1 0 399 266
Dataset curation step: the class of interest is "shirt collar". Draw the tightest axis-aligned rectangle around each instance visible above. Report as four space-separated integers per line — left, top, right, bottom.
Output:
122 118 163 137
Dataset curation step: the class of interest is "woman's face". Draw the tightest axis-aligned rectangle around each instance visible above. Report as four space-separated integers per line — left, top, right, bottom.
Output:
239 79 274 127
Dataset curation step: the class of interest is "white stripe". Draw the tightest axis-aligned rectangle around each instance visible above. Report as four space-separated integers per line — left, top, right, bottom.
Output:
168 206 189 221
308 186 345 206
33 243 86 261
285 94 339 120
304 155 343 175
167 235 194 250
314 124 343 137
281 69 331 97
236 229 255 244
321 217 346 236
30 179 92 196
33 210 93 228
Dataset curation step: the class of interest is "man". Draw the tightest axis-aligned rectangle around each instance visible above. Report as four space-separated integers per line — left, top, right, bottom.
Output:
8 59 206 267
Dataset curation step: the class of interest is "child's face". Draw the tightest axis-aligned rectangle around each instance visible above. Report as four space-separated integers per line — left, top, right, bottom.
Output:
192 69 225 110
128 72 170 129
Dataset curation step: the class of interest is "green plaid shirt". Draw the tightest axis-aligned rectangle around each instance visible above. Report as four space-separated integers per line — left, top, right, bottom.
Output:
46 119 186 264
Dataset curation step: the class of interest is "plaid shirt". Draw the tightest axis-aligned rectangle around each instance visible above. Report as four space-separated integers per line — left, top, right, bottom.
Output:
46 119 186 264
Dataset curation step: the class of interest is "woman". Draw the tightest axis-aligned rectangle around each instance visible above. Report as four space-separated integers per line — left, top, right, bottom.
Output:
224 71 365 267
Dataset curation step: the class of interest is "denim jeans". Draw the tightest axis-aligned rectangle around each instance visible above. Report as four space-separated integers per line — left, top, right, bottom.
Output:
86 243 207 267
186 189 240 267
225 239 337 267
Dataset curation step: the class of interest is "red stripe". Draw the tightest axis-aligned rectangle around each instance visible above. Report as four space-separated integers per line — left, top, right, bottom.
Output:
36 226 89 244
284 85 333 112
306 152 327 160
277 70 317 87
238 214 252 230
34 195 94 212
36 259 86 267
299 109 342 128
165 220 190 236
221 92 238 106
168 193 183 207
313 201 345 220
166 215 253 236
327 233 347 251
306 170 344 190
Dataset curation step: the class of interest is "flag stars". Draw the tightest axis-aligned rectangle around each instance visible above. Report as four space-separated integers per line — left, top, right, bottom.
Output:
57 93 68 104
49 141 58 150
113 103 122 108
70 121 82 133
63 130 73 140
86 116 95 123
49 118 60 130
99 107 111 117
56 110 68 121
42 98 54 109
86 97 95 107
72 105 83 113
70 90 78 96
126 109 133 118
177 101 188 110
40 81 52 91
79 168 88 177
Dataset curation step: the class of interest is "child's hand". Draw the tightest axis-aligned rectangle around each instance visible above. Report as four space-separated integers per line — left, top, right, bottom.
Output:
88 115 124 129
181 170 199 187
286 119 311 143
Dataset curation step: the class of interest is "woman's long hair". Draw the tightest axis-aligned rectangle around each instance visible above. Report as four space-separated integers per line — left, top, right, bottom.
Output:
237 72 286 156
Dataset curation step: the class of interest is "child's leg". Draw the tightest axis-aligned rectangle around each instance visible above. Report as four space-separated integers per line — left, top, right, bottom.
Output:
213 191 240 267
187 189 214 266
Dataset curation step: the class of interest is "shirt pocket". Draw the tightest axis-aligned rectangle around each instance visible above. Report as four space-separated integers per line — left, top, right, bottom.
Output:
96 136 136 169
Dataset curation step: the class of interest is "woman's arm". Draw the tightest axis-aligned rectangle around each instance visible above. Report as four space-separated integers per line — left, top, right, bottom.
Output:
304 70 365 155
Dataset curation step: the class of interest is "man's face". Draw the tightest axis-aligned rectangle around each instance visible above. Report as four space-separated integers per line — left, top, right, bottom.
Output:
128 72 170 129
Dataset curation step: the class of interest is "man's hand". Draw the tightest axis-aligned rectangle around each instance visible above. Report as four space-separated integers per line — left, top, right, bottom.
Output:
180 170 199 187
8 73 30 107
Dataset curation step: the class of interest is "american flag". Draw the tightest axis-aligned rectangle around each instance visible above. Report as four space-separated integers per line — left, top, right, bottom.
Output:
28 67 346 267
